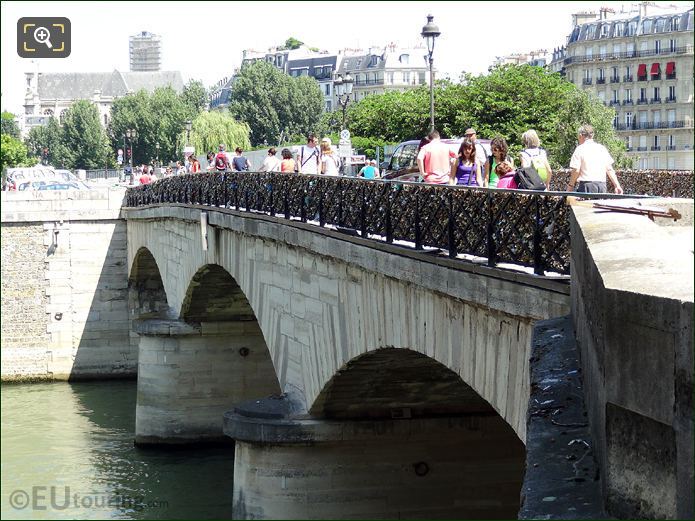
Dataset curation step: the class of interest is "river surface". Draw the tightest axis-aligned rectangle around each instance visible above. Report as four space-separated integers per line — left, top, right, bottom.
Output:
1 380 235 519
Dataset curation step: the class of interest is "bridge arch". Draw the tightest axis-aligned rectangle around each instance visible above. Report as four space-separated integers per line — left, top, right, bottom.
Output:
128 247 172 319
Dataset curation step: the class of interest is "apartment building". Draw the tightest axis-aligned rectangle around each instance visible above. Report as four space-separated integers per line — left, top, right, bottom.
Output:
550 5 694 170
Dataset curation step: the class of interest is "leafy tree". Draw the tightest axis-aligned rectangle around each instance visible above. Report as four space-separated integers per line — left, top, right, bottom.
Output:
181 79 208 115
25 117 70 167
281 37 303 50
1 111 21 138
1 134 37 171
60 100 113 169
229 61 324 146
184 111 250 157
346 64 627 168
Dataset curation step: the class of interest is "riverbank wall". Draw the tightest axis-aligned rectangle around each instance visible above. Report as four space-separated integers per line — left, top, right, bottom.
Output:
1 188 135 381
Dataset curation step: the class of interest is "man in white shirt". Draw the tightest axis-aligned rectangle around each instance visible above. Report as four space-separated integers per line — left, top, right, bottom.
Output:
567 124 623 194
296 134 321 175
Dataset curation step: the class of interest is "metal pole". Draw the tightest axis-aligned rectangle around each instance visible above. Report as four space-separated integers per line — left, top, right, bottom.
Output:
429 55 435 132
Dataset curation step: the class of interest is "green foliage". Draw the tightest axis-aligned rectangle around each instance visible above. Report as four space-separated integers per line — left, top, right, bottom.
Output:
229 61 324 146
108 87 194 165
1 134 36 171
346 64 626 168
281 37 303 50
1 111 21 138
181 79 208 115
60 100 113 169
25 117 68 167
185 111 251 156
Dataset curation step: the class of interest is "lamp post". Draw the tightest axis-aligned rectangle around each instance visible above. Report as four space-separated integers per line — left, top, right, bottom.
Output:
421 14 441 133
184 120 192 147
334 72 354 131
155 143 160 168
125 128 137 171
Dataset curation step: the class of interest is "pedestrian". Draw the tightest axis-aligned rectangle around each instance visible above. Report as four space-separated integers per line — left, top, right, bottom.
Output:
416 130 456 184
232 147 251 171
519 129 553 190
295 133 321 175
280 148 296 173
214 144 232 172
206 152 216 172
449 138 482 186
176 161 186 175
485 137 513 188
495 161 518 189
189 154 201 173
358 160 377 179
259 148 281 172
138 169 151 185
567 124 623 194
320 138 340 176
462 128 488 179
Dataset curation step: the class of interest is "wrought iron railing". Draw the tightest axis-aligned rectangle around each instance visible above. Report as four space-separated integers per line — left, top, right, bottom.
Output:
124 173 654 276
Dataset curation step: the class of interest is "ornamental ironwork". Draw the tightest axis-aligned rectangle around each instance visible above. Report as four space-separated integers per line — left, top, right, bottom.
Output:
125 173 638 276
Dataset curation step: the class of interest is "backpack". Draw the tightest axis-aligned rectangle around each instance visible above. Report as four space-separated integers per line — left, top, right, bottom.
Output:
514 165 546 191
215 153 227 171
522 150 549 182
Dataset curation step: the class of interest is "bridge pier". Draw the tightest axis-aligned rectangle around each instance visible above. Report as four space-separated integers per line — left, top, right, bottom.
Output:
224 395 524 519
134 319 280 445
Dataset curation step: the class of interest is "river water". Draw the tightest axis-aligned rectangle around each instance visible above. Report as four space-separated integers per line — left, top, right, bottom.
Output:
1 380 235 519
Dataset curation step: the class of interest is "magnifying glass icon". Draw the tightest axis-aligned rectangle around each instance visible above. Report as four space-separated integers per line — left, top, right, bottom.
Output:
33 26 53 49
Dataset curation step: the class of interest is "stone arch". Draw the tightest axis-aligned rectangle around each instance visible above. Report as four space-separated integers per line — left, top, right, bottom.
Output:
310 348 496 420
128 247 172 319
180 264 256 323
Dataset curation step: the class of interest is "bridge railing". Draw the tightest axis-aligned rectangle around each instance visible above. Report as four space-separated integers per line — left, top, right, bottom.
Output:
124 173 651 276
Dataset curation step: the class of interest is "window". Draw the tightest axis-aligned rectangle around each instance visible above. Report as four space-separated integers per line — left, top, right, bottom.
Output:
626 21 637 36
598 68 605 80
402 71 411 84
655 18 666 33
668 135 676 148
626 135 633 149
653 135 660 148
654 40 661 54
667 158 676 169
399 54 409 64
668 85 675 100
324 83 331 96
669 39 677 52
600 24 610 38
625 112 633 126
639 111 648 124
652 157 659 169
314 66 324 76
325 100 331 112
103 114 108 125
612 43 621 57
652 86 660 101
614 22 624 37
639 87 647 102
613 114 619 128
387 72 394 84
389 144 418 170
585 47 593 59
667 109 676 123
612 89 619 102
652 110 661 125
670 17 680 32
637 63 647 80
642 19 652 33
624 88 632 102
666 61 676 79
277 56 284 67
640 41 649 53
43 109 54 116
627 42 635 55
639 157 648 169
586 25 596 39
59 109 67 123
598 90 606 102
599 45 607 57
639 135 647 148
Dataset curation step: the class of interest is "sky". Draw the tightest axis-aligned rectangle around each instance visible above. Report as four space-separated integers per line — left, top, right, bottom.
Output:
1 0 692 115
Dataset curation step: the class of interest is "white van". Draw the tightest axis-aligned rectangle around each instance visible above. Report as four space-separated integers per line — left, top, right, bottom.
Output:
4 166 90 191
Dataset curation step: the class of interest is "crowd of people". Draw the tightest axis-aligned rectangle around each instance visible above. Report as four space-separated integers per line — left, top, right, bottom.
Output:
132 124 622 195
416 125 622 194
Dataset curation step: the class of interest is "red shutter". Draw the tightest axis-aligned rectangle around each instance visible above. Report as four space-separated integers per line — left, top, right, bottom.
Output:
650 63 660 75
637 63 647 76
665 62 675 74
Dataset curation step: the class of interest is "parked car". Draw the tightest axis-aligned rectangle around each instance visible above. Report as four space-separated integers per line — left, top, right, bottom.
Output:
37 182 83 190
380 138 491 182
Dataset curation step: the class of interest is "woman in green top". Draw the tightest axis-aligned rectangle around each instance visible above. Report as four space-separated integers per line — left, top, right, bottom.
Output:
485 137 513 188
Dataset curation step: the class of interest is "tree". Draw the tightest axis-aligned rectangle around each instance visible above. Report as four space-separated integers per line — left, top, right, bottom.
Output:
1 134 36 171
184 111 250 157
346 64 626 168
229 61 324 146
181 79 208 115
1 111 21 138
25 117 68 167
281 37 303 50
60 100 113 169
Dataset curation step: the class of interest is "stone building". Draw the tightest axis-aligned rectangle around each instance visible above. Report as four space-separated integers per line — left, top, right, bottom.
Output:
550 4 694 170
491 49 552 69
21 69 184 137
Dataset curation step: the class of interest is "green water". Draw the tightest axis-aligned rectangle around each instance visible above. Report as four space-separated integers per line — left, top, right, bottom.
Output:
1 380 235 519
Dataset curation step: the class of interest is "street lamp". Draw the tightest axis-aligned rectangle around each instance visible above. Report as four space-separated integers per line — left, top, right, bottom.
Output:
421 14 441 133
155 143 160 168
125 128 137 170
334 72 354 130
184 120 192 147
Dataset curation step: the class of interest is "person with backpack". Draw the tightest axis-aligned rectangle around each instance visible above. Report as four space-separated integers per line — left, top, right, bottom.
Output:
295 134 321 175
519 129 553 191
485 137 514 188
214 144 231 172
232 147 251 171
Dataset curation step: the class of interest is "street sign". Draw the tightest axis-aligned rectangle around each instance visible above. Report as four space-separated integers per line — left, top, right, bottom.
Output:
340 129 351 140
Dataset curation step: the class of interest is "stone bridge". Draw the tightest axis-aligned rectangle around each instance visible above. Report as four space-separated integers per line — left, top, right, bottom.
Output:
126 203 570 519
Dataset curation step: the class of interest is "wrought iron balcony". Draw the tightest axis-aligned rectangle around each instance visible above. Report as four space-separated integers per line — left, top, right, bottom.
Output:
582 78 593 85
596 78 606 84
622 75 633 82
651 146 661 151
650 97 661 104
665 97 676 103
610 76 621 83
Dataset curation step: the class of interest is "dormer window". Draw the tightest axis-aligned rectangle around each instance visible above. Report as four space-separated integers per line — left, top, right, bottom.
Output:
599 24 609 38
399 54 409 64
